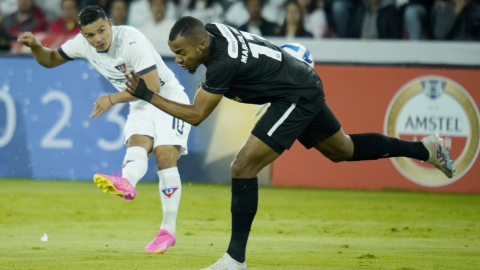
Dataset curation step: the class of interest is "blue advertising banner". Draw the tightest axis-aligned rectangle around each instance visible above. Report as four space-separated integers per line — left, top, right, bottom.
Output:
0 56 217 182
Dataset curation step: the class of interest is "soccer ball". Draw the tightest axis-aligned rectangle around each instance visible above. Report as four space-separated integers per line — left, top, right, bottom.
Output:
280 43 314 68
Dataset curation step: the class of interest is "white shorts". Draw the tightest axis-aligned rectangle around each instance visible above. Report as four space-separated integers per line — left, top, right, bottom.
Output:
124 90 191 156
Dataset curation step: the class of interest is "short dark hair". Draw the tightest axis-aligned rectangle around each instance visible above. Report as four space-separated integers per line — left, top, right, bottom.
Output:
169 16 205 42
77 5 107 27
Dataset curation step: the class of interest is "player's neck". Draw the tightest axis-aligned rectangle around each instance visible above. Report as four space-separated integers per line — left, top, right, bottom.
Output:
201 35 212 65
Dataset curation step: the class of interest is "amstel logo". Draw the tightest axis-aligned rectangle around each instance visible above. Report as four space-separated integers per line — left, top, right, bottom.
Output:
384 76 480 187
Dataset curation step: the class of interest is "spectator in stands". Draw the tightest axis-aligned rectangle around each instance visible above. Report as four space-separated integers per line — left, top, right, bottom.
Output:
239 0 278 36
140 0 176 38
110 0 129 25
432 0 480 40
128 0 182 28
277 0 314 38
3 0 47 36
403 0 434 39
331 0 360 37
225 0 250 27
348 0 402 39
225 0 287 28
263 0 289 25
298 0 327 38
49 0 80 35
182 0 224 24
1 0 19 18
35 0 63 22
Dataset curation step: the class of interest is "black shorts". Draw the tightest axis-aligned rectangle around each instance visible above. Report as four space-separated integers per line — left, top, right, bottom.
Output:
251 96 341 154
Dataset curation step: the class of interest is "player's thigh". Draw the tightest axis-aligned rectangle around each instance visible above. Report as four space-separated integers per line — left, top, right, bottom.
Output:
251 97 322 156
124 108 156 152
297 100 342 150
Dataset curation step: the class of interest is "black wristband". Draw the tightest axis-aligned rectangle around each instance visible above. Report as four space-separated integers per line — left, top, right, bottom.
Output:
134 79 154 102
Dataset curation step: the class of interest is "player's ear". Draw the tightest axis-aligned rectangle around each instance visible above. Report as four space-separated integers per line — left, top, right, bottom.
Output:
197 39 207 51
108 19 112 27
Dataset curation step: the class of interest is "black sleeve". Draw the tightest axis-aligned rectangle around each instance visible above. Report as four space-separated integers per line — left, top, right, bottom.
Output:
57 48 74 61
202 59 238 95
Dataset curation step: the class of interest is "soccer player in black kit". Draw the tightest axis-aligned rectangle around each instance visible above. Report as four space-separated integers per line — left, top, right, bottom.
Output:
124 16 455 269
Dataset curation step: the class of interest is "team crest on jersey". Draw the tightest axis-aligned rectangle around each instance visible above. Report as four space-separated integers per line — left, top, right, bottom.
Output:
384 75 479 187
114 63 127 73
162 187 179 197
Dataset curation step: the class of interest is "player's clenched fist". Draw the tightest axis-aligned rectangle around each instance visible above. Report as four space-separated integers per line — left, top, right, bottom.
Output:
17 32 41 48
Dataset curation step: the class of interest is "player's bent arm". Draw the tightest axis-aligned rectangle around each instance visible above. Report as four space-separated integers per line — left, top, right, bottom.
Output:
149 88 223 126
140 69 161 93
124 71 222 125
110 69 161 104
31 47 68 68
18 32 68 68
109 91 138 103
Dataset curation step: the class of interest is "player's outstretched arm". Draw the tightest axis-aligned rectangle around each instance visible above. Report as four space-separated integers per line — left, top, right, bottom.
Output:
125 71 222 126
18 32 67 68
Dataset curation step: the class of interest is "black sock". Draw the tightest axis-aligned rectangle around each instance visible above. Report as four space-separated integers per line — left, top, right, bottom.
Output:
349 133 429 161
226 177 258 263
398 139 429 161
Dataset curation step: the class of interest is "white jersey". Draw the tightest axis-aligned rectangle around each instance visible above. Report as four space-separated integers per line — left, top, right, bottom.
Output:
58 25 184 109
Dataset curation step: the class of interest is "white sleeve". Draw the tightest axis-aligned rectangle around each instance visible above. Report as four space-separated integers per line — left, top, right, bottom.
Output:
58 33 86 60
122 32 157 75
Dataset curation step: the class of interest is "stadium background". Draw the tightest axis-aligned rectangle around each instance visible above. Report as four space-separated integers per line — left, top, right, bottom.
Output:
1 39 479 193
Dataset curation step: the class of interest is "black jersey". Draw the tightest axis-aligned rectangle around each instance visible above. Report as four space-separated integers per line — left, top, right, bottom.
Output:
202 23 324 105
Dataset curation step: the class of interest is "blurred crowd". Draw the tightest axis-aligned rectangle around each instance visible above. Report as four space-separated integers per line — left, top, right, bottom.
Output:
0 0 479 52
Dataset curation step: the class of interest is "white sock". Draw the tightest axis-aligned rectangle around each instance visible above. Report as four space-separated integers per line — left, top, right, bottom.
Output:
158 167 182 235
122 146 148 187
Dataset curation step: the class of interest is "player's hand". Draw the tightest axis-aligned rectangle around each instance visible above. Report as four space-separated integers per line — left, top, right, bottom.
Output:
17 32 41 48
90 95 113 118
124 70 154 102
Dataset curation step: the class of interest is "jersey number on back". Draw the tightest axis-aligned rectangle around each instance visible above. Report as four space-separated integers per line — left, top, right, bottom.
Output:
213 23 282 63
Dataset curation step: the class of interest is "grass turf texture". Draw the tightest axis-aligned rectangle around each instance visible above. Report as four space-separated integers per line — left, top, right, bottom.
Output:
0 180 479 269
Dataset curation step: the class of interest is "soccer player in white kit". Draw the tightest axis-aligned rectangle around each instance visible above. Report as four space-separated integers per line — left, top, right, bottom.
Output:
17 5 191 254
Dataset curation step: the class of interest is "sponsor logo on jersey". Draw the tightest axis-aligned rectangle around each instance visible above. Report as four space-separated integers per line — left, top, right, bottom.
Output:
213 23 238 59
107 77 125 86
384 75 480 187
122 160 134 168
232 96 242 102
114 63 127 73
161 187 179 197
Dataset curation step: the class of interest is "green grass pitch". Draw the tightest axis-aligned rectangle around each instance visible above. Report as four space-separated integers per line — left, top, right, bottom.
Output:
0 179 479 269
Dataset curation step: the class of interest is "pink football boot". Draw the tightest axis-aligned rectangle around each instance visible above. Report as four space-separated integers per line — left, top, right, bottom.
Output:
93 173 136 201
145 229 176 254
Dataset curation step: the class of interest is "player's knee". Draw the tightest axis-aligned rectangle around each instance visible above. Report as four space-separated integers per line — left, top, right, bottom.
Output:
230 159 243 177
323 151 350 163
230 158 255 178
155 152 177 170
